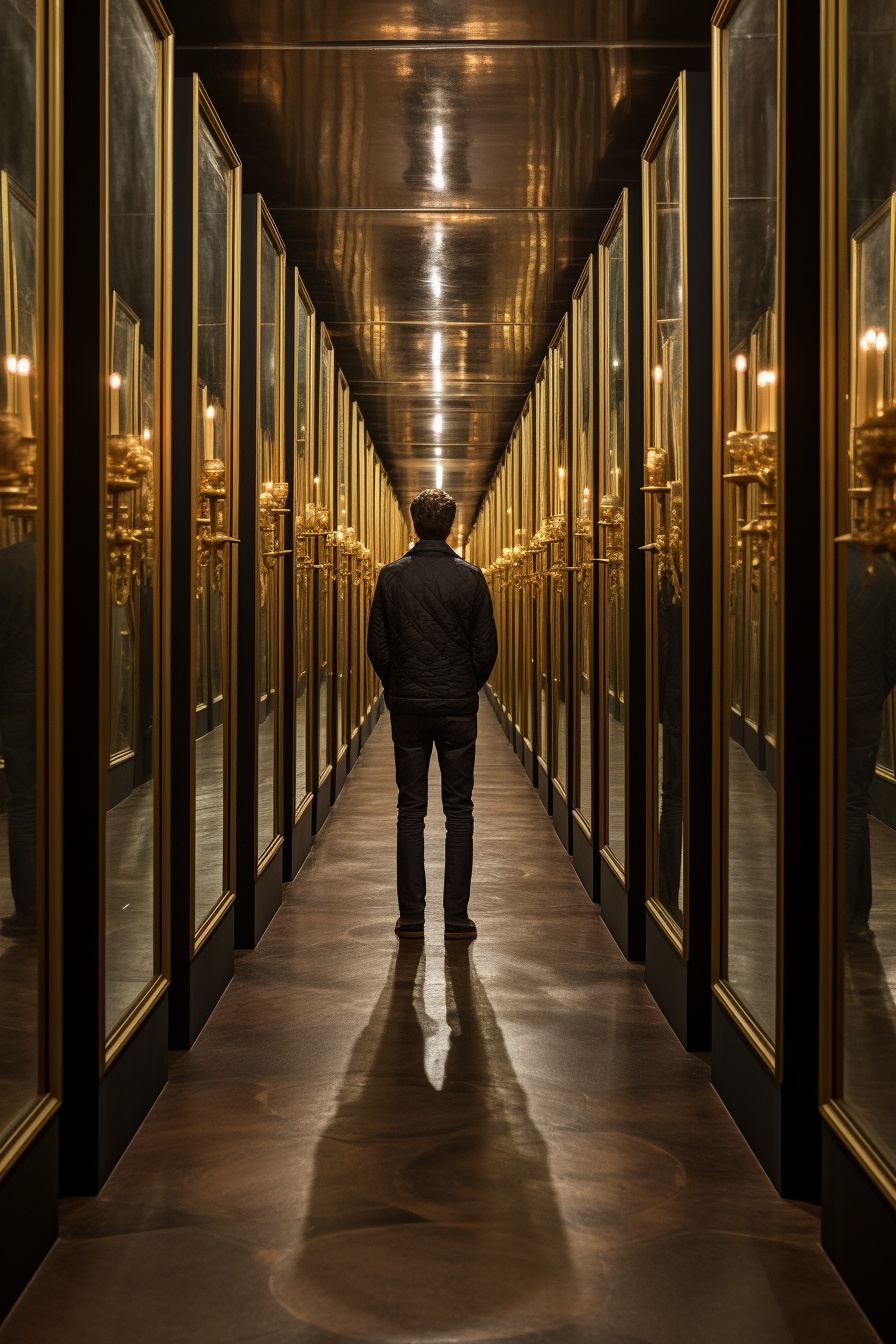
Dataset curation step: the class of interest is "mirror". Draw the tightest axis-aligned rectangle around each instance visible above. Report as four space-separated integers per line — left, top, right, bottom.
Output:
194 110 234 929
294 284 313 812
0 0 40 1137
602 211 627 871
721 0 779 1043
646 106 684 929
104 0 161 1036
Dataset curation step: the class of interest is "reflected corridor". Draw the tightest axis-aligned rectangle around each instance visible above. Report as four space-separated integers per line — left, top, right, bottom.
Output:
0 708 877 1344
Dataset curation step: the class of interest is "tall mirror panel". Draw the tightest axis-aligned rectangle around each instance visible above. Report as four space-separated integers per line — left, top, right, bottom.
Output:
600 204 629 882
571 260 594 884
193 91 239 935
103 0 169 1041
256 212 285 868
644 98 685 937
534 360 550 798
825 0 896 1186
293 276 314 823
0 0 56 1155
717 0 779 1052
333 370 350 787
313 325 334 815
549 318 570 841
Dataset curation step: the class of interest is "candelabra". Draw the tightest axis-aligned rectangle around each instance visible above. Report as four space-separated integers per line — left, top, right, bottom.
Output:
837 404 896 555
196 457 239 598
107 433 152 607
259 480 291 603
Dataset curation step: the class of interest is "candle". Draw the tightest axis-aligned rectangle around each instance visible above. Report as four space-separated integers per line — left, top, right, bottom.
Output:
204 403 215 459
110 372 122 435
558 465 566 511
875 330 888 417
756 370 769 433
653 365 663 448
735 354 747 432
15 358 33 439
765 369 777 433
5 355 15 413
314 474 320 503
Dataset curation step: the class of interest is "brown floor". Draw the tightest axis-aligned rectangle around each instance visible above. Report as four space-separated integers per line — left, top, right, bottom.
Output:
0 705 878 1343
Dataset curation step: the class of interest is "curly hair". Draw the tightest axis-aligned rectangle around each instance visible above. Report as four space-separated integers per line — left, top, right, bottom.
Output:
410 488 457 541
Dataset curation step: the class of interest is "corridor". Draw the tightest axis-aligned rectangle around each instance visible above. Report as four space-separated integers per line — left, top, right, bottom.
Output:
0 708 874 1344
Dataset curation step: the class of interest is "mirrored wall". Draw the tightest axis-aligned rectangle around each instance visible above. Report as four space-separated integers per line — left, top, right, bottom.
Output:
255 207 285 868
103 0 171 1042
644 93 685 935
293 274 314 820
193 85 239 936
599 196 629 879
571 261 594 838
716 0 780 1053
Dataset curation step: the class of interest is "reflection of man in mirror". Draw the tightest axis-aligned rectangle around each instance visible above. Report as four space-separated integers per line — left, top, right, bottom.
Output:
0 528 37 936
657 567 683 916
846 547 896 942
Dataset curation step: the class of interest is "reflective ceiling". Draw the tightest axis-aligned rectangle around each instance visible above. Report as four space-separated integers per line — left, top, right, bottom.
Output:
168 0 712 526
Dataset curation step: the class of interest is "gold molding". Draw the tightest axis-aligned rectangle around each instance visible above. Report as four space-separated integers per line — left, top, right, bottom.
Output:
712 979 776 1075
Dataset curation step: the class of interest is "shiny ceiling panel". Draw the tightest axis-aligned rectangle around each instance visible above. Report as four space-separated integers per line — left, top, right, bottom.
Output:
172 0 712 46
167 0 712 510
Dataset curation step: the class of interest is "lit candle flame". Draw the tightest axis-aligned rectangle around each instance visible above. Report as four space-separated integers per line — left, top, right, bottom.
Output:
735 354 747 373
653 365 663 384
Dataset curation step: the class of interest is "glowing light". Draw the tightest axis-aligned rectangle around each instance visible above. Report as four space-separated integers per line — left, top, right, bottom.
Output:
110 372 122 390
435 446 442 456
653 365 663 385
436 463 443 489
313 475 320 485
206 404 215 420
430 269 442 298
15 357 31 376
878 331 889 353
433 370 443 392
558 466 565 478
735 354 747 374
143 428 151 440
5 356 15 375
433 412 443 433
432 331 442 366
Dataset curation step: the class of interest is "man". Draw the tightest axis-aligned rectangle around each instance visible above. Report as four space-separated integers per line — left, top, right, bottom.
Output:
366 488 497 940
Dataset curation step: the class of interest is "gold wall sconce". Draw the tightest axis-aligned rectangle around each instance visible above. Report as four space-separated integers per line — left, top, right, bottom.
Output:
106 370 153 608
838 403 896 555
723 356 778 586
0 355 37 544
640 445 682 603
295 500 331 576
259 478 291 602
196 452 239 598
594 495 624 599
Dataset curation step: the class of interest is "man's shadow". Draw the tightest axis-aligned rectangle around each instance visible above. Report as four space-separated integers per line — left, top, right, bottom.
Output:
272 941 579 1341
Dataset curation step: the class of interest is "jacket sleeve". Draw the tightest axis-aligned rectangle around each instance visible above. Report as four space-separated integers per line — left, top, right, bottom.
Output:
470 572 498 690
366 574 391 684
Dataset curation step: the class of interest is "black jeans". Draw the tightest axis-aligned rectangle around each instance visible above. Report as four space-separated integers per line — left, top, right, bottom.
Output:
390 711 477 921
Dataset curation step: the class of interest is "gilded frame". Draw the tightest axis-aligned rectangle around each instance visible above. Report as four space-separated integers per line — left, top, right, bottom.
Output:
293 267 315 824
254 197 286 877
598 191 630 886
641 76 690 956
100 0 173 1069
190 77 241 953
570 257 595 840
0 0 63 1178
819 0 896 1209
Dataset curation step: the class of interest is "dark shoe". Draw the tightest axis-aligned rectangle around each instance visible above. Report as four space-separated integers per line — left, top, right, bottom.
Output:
847 922 876 944
1 911 37 938
394 918 424 939
445 918 477 940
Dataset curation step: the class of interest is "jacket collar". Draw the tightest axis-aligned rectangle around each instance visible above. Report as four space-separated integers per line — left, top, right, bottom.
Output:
407 539 456 557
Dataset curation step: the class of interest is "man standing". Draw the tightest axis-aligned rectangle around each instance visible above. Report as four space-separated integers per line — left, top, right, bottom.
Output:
366 489 497 940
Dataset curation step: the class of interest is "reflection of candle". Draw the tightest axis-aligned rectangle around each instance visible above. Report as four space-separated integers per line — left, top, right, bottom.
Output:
875 330 888 417
110 372 122 435
4 355 15 413
583 486 590 518
735 353 747 431
314 474 320 503
558 465 566 511
653 364 663 448
204 404 215 459
765 369 777 432
756 370 769 432
16 358 33 439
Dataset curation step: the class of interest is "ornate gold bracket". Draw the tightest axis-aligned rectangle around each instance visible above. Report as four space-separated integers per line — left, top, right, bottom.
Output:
107 433 152 607
196 457 239 598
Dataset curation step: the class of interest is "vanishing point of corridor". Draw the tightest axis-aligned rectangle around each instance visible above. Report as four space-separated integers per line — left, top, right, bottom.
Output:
0 710 874 1344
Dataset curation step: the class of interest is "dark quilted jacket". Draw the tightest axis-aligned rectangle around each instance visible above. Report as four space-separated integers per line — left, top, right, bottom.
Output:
366 539 498 716
847 546 896 707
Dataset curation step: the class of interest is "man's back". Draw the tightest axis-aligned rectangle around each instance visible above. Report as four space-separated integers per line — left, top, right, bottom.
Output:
366 538 498 717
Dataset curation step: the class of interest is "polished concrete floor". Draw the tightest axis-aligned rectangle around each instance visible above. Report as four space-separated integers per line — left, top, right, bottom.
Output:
0 705 879 1343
